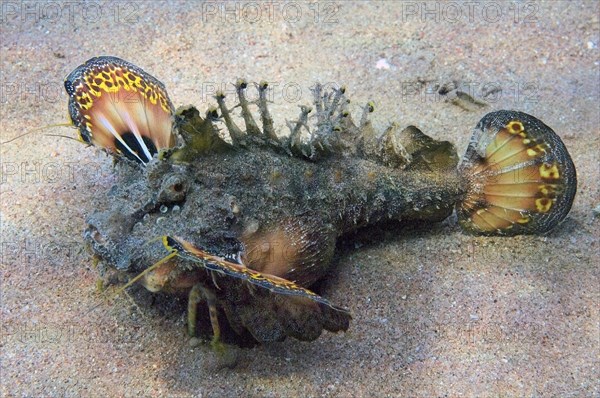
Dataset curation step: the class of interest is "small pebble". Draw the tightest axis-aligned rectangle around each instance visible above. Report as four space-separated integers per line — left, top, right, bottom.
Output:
160 205 168 213
375 58 391 70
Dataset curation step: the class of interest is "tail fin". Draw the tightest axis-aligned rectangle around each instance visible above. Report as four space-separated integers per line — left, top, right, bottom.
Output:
457 111 577 235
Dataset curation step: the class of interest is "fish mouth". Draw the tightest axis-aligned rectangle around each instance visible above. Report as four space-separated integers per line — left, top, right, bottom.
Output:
83 205 193 274
83 209 146 272
84 223 129 271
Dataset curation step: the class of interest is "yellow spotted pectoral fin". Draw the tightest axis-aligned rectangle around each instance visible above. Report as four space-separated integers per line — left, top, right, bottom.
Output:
165 236 347 310
164 236 351 343
64 56 176 164
457 111 576 235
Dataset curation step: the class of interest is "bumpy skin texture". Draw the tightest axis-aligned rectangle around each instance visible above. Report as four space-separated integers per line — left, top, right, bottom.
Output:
83 83 466 345
69 57 576 346
86 140 464 273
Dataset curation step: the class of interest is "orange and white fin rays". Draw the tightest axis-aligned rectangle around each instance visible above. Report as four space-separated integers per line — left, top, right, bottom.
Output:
472 208 517 231
486 206 526 224
122 110 153 161
97 113 145 164
109 93 158 162
64 56 176 164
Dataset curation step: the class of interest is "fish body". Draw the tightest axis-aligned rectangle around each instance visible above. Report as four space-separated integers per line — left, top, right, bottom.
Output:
66 57 576 345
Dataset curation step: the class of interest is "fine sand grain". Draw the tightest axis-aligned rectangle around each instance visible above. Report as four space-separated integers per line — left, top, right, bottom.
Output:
1 1 598 397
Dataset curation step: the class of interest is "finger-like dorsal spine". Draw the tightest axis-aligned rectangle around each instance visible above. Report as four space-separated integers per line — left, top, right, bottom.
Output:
235 78 262 137
286 105 312 157
257 81 279 143
215 90 246 146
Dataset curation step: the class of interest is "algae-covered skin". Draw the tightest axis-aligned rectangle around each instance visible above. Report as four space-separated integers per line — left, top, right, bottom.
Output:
83 90 464 345
66 56 576 346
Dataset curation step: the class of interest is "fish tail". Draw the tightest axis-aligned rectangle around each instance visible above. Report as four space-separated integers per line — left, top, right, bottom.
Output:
457 110 577 235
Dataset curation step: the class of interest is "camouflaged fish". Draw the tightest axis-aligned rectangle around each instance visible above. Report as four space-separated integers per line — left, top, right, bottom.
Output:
64 56 577 346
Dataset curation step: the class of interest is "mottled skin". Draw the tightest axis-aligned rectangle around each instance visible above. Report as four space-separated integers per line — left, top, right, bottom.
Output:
86 130 464 284
68 58 575 347
84 86 467 345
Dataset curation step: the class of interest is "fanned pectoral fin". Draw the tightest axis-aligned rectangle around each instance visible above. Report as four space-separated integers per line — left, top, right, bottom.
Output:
457 111 577 235
64 56 176 164
164 236 351 344
234 294 290 343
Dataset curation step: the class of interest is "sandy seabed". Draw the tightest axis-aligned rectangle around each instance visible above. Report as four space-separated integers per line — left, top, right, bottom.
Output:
0 1 598 397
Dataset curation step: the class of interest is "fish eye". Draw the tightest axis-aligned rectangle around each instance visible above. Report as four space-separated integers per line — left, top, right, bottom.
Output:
158 174 188 203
